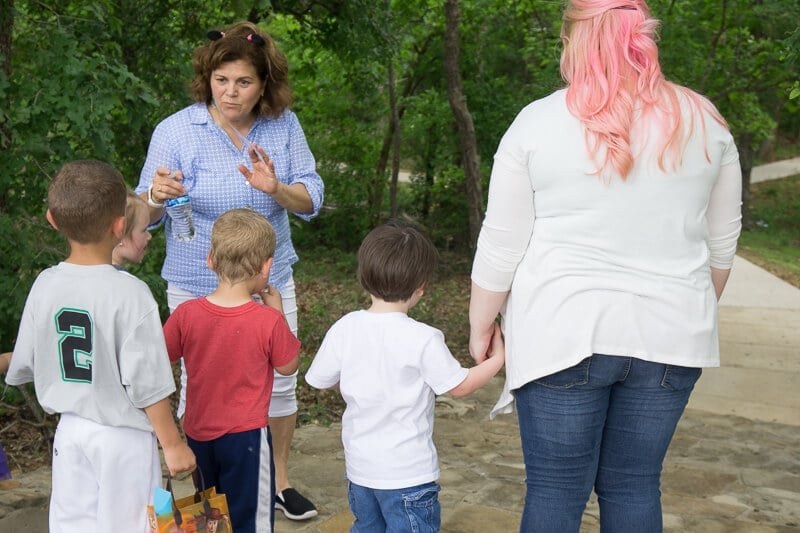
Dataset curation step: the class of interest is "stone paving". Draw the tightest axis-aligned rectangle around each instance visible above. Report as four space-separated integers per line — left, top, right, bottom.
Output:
2 376 798 533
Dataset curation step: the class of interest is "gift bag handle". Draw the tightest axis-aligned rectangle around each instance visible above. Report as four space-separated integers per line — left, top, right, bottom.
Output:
191 467 213 515
164 474 183 526
164 467 211 526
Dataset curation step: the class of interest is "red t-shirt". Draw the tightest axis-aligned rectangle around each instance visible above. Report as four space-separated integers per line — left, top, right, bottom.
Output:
163 298 300 441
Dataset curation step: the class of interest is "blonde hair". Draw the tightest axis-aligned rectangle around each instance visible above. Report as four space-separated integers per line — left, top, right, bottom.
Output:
121 190 148 241
560 0 728 179
209 208 276 284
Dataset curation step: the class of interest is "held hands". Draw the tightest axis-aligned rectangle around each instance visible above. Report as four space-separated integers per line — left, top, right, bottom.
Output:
486 323 505 365
238 144 279 194
469 322 503 364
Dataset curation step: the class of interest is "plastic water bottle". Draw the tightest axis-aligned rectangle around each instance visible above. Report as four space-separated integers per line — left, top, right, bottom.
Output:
164 172 195 242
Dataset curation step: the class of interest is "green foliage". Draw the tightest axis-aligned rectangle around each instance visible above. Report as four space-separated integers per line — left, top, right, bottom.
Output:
0 213 65 349
270 14 388 238
655 0 800 146
783 26 800 100
2 2 158 204
407 165 472 251
737 175 800 287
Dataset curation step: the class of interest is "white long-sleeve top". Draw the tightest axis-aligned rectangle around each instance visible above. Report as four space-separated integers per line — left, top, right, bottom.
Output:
472 89 742 416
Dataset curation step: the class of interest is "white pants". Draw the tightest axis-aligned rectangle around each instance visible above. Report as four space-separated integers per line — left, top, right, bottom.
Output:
168 279 299 419
50 414 161 533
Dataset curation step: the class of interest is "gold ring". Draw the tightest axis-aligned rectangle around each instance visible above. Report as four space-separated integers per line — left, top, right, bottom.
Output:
158 185 162 192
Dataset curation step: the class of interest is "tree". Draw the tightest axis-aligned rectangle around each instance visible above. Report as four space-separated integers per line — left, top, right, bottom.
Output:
787 27 800 100
443 0 482 250
655 0 800 228
0 0 231 346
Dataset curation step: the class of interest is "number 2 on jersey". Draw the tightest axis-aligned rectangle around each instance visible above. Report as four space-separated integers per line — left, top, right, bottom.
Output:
56 308 93 383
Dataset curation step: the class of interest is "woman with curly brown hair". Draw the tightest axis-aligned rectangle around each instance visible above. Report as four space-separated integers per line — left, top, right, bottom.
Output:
136 21 323 527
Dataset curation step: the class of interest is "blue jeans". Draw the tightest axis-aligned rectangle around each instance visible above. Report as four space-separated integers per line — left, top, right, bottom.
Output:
515 355 701 533
347 480 441 533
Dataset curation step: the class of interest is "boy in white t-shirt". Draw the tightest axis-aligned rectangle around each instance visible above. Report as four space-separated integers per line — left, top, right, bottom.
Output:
305 220 505 532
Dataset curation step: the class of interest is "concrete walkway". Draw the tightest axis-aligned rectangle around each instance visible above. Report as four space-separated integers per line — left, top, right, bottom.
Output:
1 165 798 531
698 256 800 425
751 157 800 184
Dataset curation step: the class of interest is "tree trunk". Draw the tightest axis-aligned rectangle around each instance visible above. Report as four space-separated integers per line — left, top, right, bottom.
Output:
374 34 433 227
388 61 401 218
444 0 483 251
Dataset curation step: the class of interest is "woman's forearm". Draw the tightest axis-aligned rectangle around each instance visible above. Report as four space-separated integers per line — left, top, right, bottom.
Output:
468 281 509 362
469 282 508 331
270 182 313 214
139 192 166 225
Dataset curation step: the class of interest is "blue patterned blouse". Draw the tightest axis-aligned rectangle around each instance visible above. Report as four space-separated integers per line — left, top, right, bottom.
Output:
136 103 324 296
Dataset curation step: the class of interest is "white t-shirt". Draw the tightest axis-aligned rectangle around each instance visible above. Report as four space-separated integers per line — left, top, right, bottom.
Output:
7 263 176 432
471 89 742 416
305 310 469 490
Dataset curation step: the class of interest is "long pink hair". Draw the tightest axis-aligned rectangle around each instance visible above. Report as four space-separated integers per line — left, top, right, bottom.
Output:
560 0 727 179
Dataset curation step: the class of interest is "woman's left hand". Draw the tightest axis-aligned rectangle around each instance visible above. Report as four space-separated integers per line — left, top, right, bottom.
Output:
238 144 279 194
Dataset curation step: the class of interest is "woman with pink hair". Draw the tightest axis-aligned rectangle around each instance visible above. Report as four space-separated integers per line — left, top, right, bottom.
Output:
469 1 742 531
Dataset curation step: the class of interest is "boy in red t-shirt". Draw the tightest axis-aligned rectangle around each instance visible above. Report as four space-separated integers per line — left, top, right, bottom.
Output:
163 208 300 533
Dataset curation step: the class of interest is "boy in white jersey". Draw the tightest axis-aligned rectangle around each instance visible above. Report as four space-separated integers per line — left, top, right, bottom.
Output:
5 160 195 533
305 220 505 532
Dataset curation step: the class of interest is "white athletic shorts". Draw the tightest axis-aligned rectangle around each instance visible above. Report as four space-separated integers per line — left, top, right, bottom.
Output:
168 279 299 419
50 413 161 533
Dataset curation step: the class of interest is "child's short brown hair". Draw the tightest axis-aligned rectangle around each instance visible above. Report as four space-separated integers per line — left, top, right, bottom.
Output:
357 220 438 302
210 208 276 284
122 190 149 241
47 160 127 244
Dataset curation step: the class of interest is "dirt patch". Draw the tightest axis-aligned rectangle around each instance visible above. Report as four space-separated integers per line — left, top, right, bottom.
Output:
0 403 54 475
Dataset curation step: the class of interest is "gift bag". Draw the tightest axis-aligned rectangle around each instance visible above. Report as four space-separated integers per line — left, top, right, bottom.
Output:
147 469 233 533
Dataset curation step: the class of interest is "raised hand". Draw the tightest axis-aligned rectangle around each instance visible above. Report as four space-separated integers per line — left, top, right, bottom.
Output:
238 144 278 194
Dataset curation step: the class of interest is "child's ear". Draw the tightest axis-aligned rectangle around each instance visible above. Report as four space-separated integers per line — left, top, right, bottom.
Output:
45 209 58 230
111 216 125 240
206 252 214 271
261 257 274 278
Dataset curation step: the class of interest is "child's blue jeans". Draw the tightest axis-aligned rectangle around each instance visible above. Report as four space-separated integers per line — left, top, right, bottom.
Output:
347 480 441 533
